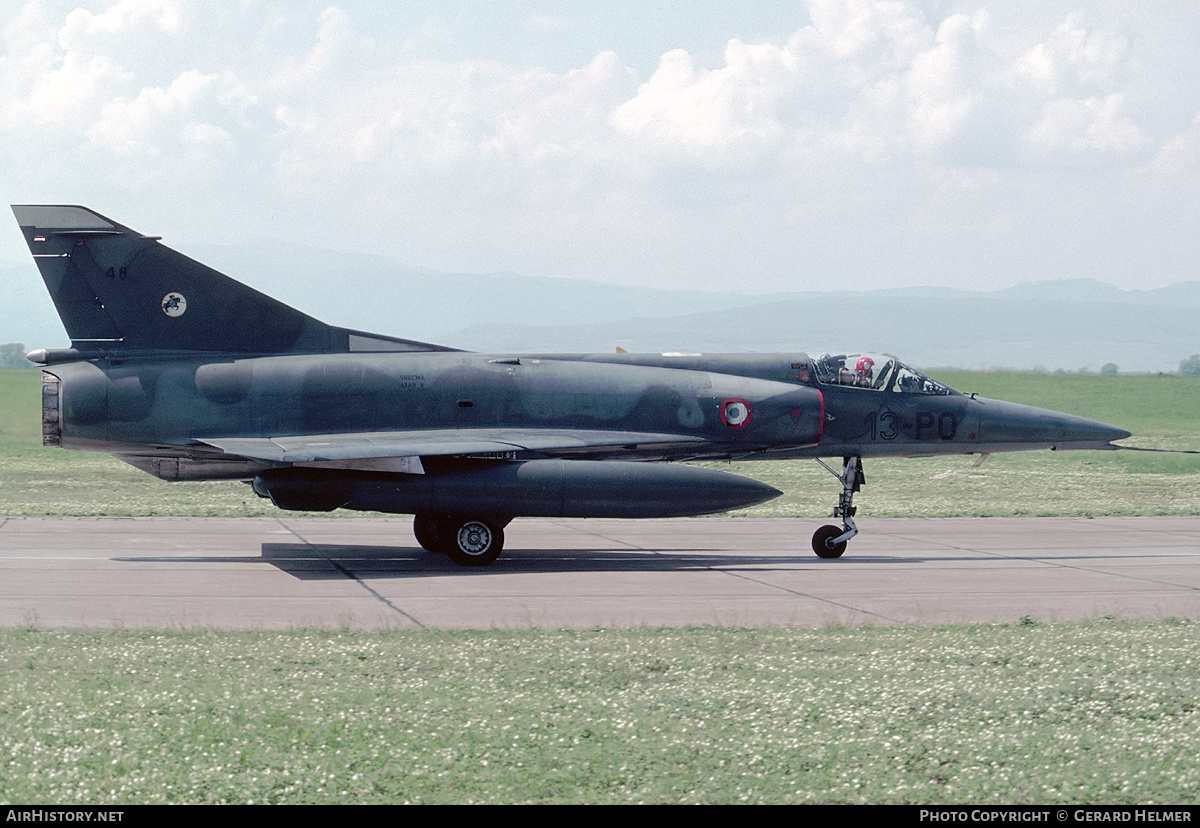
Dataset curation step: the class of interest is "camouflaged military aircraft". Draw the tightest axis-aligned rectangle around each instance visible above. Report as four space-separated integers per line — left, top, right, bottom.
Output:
12 205 1133 566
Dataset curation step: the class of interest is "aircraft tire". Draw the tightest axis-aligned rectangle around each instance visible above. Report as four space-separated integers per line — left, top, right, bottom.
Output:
445 519 505 567
812 524 847 559
413 513 454 554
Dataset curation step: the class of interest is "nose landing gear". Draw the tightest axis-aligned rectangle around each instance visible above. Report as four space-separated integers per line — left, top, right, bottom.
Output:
812 456 863 559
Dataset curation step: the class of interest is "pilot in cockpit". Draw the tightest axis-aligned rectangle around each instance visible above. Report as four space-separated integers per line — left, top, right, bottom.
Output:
853 356 875 387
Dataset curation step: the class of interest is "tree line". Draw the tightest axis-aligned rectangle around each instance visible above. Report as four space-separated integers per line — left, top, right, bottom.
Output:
0 343 34 369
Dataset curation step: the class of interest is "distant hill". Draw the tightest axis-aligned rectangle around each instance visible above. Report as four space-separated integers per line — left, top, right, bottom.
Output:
2 242 1196 373
447 280 1200 373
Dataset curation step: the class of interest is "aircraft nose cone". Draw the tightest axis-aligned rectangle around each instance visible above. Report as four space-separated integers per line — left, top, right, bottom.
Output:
1100 423 1133 442
1053 413 1133 444
1057 418 1132 448
975 399 1131 449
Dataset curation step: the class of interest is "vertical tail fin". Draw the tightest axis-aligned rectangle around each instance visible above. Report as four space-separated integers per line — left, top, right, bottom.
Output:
11 205 451 355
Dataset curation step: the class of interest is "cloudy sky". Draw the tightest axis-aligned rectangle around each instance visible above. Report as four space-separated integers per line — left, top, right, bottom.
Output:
3 0 1199 294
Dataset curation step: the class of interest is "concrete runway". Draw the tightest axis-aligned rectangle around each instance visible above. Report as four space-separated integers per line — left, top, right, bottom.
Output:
1 516 1198 630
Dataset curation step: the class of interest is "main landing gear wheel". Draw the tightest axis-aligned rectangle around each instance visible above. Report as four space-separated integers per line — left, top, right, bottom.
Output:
415 514 508 566
812 524 847 558
445 519 505 567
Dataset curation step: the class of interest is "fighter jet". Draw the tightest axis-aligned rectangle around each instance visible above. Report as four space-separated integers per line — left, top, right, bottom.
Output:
12 205 1133 566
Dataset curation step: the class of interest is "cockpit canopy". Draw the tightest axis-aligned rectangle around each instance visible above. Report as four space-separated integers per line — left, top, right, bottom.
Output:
812 353 956 395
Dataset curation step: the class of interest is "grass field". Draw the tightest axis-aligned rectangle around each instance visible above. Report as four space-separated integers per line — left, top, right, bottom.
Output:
2 368 1196 517
2 622 1197 805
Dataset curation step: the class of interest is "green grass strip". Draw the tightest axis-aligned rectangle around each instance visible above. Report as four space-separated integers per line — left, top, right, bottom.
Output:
2 622 1198 804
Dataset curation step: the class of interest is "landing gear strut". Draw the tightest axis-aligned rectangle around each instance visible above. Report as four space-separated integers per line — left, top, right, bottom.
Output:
811 456 864 559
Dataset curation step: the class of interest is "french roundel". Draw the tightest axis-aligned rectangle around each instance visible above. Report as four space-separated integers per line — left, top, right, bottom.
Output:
721 398 752 429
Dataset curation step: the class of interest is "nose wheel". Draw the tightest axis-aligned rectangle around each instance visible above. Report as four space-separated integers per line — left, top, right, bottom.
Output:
811 524 848 558
812 456 863 558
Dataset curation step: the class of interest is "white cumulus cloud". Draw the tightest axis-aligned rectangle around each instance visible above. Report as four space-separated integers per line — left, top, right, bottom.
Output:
1 0 1197 293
